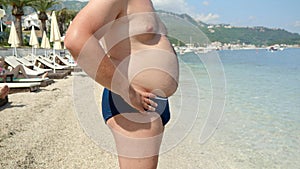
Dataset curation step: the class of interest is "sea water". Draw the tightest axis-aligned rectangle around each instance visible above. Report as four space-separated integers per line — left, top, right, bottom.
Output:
217 48 299 168
161 48 300 168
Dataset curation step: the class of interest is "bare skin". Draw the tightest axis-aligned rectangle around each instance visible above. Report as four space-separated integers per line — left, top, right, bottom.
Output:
0 57 48 79
0 58 28 79
65 0 178 168
0 85 9 99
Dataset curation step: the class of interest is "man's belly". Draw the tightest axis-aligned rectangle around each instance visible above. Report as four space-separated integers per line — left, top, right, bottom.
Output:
130 68 178 97
109 39 179 97
128 48 178 97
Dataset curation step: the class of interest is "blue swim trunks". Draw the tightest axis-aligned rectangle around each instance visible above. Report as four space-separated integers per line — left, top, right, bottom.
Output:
101 88 170 126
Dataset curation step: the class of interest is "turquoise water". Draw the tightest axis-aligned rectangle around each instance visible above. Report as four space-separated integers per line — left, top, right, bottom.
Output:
173 48 300 168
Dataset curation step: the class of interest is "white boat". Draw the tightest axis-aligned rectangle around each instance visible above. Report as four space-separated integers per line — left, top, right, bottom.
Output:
267 44 285 52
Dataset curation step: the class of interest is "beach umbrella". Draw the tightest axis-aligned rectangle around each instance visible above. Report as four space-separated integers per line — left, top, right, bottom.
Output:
41 31 51 49
29 26 39 59
50 11 62 73
0 9 4 18
8 22 20 56
41 31 51 57
50 11 62 50
0 9 5 32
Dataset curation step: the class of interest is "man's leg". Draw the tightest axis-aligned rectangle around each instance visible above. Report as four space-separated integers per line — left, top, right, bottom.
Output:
107 112 164 169
10 65 28 78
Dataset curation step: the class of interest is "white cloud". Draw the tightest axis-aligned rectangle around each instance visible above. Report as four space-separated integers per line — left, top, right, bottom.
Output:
202 1 210 6
195 13 220 23
294 21 300 27
248 16 256 21
152 0 190 14
153 0 220 24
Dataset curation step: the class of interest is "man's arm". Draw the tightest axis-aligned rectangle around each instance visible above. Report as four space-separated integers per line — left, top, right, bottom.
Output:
65 0 156 112
65 0 130 94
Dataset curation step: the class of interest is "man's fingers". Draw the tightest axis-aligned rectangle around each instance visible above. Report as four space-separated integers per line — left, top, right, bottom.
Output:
128 85 158 112
142 102 156 112
143 97 158 107
142 97 157 112
140 91 156 98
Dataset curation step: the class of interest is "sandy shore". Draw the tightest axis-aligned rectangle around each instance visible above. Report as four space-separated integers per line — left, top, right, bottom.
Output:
0 72 226 169
0 73 119 168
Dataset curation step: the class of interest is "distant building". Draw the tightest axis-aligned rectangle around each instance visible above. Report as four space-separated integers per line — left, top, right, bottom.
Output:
23 12 40 30
207 25 214 29
209 29 215 33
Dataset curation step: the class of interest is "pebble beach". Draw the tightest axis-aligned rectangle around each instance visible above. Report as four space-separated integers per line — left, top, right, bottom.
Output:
0 73 120 168
0 72 208 169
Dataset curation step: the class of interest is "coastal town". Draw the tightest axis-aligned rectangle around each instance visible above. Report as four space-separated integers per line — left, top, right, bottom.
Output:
1 9 300 55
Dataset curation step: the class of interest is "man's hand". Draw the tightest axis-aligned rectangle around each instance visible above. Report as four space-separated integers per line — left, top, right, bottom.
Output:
126 84 158 113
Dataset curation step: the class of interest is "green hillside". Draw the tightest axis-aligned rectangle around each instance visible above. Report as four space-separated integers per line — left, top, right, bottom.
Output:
200 26 300 46
156 10 300 46
61 1 88 11
2 1 300 46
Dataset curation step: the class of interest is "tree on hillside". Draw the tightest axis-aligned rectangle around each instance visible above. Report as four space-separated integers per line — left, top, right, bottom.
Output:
57 8 77 35
29 0 60 35
0 0 33 46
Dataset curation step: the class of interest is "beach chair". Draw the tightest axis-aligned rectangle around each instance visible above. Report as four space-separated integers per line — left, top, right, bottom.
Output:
16 55 34 67
16 57 52 72
4 56 48 76
2 56 53 86
51 54 77 67
0 82 41 93
35 56 70 70
49 53 82 72
33 56 73 79
12 77 54 87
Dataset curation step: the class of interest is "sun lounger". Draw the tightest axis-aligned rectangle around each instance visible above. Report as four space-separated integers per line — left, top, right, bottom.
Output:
51 54 77 67
13 77 48 82
4 56 47 76
16 57 52 72
50 54 82 72
13 77 54 87
0 73 14 82
35 56 70 70
16 55 34 67
0 82 41 93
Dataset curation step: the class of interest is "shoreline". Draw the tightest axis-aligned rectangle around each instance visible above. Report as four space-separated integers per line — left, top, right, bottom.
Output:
0 45 300 52
0 51 299 168
0 73 119 168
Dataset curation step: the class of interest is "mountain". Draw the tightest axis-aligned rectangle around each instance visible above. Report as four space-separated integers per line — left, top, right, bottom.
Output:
60 1 300 46
156 10 300 46
60 1 88 11
201 26 300 46
3 1 300 46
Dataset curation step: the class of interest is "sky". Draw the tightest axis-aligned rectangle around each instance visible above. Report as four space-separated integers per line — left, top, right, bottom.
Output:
75 0 300 34
152 0 300 34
